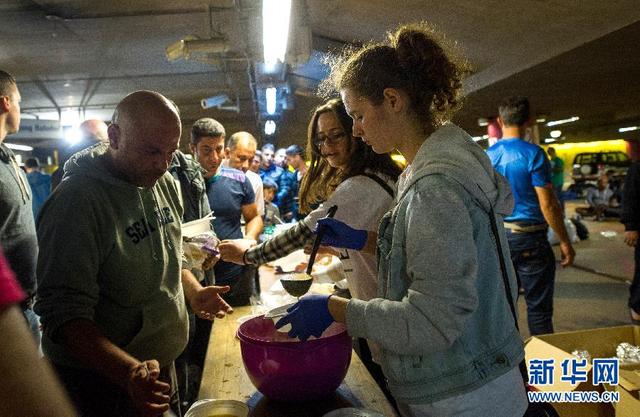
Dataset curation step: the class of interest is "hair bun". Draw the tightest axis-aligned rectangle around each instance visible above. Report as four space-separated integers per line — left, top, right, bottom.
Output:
391 24 444 84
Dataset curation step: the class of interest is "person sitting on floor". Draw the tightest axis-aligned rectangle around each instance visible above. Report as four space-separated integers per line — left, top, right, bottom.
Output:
576 174 620 220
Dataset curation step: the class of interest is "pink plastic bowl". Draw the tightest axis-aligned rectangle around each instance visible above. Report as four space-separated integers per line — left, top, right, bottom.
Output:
237 316 352 401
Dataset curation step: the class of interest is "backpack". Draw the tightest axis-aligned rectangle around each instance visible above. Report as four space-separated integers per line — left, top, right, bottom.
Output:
570 217 590 240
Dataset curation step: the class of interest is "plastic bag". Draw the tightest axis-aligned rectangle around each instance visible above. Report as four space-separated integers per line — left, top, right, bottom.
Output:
548 217 579 245
183 231 220 272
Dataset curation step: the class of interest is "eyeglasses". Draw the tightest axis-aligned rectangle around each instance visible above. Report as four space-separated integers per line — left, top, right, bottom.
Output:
313 131 347 147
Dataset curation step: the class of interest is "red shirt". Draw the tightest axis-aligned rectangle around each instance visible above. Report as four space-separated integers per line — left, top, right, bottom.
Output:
0 249 25 309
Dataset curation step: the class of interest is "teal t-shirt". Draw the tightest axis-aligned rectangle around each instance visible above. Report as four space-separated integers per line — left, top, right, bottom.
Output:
550 156 564 188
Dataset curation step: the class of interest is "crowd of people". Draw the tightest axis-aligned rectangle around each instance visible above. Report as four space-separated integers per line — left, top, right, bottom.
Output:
0 20 638 417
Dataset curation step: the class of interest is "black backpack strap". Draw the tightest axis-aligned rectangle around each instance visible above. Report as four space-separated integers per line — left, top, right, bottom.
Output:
487 203 536 392
488 205 519 330
362 173 395 198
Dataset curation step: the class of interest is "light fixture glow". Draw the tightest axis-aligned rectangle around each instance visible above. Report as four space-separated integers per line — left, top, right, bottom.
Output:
4 143 33 151
64 125 82 145
619 126 639 133
60 109 80 127
477 118 489 127
546 116 579 127
550 130 562 138
266 87 277 115
544 138 556 144
536 117 547 123
264 120 276 135
262 0 292 66
472 136 483 142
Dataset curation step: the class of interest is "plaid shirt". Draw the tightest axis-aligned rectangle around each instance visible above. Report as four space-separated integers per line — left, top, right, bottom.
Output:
246 221 315 265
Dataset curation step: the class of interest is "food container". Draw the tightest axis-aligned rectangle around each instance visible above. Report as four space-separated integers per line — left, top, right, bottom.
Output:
182 214 214 238
185 399 249 417
237 316 352 401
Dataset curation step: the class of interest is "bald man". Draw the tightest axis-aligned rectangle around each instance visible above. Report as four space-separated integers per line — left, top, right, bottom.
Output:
35 91 233 417
225 131 264 216
52 118 110 190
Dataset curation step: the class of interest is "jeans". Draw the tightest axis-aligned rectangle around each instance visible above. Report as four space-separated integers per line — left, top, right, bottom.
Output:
506 229 556 335
629 243 640 313
175 311 213 413
395 367 527 417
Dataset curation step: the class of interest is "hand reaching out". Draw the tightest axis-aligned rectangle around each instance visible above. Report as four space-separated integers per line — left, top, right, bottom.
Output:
218 239 257 265
189 285 234 320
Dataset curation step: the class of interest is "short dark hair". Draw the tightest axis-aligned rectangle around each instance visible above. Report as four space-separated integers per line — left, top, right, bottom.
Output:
261 143 275 153
262 178 278 192
0 70 16 96
191 118 225 145
499 96 530 127
285 144 304 157
25 157 39 168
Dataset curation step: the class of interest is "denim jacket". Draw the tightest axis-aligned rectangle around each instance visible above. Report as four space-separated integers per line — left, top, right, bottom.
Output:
345 123 524 404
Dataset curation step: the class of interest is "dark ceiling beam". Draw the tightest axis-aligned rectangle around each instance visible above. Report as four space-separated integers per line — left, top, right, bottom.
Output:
32 77 60 115
311 33 355 52
22 97 256 112
18 70 228 85
79 78 103 110
30 1 208 20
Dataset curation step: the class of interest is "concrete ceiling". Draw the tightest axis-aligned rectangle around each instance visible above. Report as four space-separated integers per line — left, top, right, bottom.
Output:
1 0 640 153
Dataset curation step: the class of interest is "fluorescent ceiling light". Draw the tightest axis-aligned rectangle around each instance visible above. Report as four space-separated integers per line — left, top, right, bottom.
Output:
536 117 547 123
5 143 33 151
263 0 292 66
266 87 277 115
619 126 639 133
550 130 562 138
201 94 229 109
60 109 80 127
64 125 82 145
264 120 276 135
477 118 488 127
546 116 579 127
544 138 556 143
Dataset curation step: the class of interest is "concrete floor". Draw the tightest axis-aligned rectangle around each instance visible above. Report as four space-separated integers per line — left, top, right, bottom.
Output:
516 201 635 338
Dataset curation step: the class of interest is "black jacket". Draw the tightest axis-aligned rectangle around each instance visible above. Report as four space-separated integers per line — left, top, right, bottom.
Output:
622 162 640 231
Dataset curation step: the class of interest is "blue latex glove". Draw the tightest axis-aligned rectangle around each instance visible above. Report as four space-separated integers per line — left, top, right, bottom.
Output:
315 218 368 250
275 294 334 341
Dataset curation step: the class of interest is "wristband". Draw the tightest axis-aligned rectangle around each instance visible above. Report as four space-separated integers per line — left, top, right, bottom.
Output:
242 249 251 265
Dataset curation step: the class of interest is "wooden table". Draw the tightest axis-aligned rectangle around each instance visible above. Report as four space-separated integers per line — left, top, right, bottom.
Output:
199 305 399 416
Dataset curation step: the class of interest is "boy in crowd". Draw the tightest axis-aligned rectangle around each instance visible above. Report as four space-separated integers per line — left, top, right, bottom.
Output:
262 179 281 228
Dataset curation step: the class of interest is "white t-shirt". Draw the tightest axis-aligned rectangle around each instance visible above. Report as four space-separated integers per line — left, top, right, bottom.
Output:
245 170 265 216
302 173 395 302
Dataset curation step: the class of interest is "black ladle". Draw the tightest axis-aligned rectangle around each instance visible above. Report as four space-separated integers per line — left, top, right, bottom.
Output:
280 205 338 298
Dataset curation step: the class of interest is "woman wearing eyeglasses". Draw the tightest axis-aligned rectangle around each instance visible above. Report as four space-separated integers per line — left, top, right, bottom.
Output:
218 97 401 400
218 98 401 295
